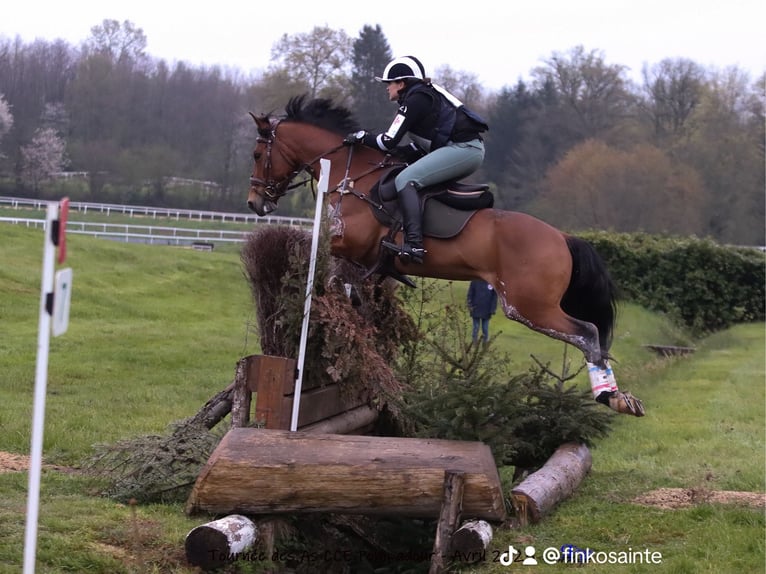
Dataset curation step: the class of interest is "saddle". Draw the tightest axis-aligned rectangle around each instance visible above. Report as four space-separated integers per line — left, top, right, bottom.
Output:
369 166 494 237
364 166 494 286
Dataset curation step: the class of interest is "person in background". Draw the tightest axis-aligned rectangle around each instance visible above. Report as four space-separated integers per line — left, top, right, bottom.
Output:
344 55 489 263
467 279 498 344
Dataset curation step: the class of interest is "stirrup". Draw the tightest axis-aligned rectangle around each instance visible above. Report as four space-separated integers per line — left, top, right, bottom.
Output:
400 243 426 264
381 240 427 264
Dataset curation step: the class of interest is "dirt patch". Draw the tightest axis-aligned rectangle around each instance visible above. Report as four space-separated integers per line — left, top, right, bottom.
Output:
0 451 33 473
634 487 766 510
0 451 75 474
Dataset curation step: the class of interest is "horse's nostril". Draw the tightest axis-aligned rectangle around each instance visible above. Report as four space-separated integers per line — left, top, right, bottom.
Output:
247 201 256 212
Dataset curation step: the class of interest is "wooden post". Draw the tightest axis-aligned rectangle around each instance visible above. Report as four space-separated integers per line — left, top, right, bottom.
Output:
510 443 592 525
429 471 465 574
185 514 258 570
230 357 251 428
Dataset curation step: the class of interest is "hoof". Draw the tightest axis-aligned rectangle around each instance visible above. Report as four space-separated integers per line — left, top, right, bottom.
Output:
609 391 645 417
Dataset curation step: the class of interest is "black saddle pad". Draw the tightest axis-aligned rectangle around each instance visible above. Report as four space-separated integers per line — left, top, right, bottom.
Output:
369 167 494 239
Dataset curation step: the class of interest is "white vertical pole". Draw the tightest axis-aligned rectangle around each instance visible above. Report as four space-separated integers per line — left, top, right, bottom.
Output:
23 202 58 574
290 159 330 432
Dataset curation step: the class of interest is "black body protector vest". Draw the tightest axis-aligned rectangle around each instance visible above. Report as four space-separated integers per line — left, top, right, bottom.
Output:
406 82 489 151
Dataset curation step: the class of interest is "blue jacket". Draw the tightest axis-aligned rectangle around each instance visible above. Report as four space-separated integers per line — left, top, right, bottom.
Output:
467 280 498 319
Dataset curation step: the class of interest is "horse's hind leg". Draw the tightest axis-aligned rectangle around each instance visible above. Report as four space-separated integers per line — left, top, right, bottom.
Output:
584 359 645 416
497 294 644 417
496 289 603 362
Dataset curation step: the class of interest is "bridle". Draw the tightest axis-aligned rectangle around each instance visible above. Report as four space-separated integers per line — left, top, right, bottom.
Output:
250 117 406 206
249 118 346 201
250 120 310 201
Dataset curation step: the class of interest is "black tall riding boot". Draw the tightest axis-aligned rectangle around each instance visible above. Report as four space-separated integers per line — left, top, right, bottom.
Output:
397 182 426 263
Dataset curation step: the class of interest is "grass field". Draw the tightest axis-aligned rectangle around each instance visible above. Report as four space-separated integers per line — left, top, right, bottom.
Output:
0 221 763 573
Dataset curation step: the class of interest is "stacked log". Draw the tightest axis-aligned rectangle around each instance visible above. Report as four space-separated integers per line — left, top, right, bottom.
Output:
510 443 592 525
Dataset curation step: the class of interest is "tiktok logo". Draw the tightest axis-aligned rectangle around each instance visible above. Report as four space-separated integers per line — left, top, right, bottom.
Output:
500 545 539 566
499 545 520 565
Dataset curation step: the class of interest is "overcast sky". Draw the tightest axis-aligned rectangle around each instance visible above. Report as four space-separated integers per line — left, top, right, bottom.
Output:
2 0 764 91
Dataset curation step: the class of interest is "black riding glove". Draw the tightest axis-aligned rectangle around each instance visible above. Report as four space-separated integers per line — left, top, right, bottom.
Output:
343 130 367 145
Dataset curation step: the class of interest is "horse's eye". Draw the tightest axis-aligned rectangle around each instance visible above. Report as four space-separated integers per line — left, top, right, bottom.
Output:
253 151 261 160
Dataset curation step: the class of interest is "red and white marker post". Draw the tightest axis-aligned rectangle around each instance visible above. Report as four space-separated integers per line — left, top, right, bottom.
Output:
23 197 71 574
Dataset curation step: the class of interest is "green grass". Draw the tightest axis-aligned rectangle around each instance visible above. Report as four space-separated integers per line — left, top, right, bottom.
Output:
468 322 765 574
1 224 258 463
0 222 763 573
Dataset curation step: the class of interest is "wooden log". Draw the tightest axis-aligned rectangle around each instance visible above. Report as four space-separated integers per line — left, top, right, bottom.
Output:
299 404 378 435
185 514 258 570
643 344 696 357
429 471 465 574
449 520 493 564
510 442 592 525
185 428 506 522
187 381 235 430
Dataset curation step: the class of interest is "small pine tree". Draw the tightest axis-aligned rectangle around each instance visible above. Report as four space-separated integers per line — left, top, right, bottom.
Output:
393 280 613 471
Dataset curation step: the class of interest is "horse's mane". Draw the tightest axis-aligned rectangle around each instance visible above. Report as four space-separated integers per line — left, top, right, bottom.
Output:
282 94 360 135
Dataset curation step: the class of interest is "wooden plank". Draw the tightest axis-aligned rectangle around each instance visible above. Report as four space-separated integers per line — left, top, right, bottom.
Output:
249 355 296 429
185 428 506 522
278 385 369 429
247 354 326 394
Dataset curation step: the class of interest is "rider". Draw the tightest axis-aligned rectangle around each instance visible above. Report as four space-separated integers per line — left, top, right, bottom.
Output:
344 55 488 263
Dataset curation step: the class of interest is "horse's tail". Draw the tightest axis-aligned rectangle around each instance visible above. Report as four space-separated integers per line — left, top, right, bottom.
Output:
561 235 618 352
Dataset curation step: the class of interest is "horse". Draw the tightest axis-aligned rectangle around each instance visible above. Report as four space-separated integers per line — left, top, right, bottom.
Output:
247 95 644 417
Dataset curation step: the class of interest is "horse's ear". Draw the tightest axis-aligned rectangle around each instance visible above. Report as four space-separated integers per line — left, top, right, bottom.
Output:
249 112 270 131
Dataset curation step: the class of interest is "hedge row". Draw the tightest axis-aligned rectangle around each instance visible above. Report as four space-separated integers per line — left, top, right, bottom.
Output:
578 231 765 335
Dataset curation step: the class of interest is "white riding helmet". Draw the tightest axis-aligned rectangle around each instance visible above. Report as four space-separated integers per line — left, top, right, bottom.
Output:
375 56 426 82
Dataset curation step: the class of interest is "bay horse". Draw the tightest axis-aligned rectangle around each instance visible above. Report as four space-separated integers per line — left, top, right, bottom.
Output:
247 95 644 417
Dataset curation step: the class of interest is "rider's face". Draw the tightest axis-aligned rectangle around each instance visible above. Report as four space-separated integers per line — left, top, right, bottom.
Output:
386 80 404 101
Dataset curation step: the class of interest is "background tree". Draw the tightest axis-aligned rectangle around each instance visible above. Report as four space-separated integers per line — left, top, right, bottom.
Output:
0 37 76 179
0 93 12 155
433 64 485 110
349 24 392 132
483 81 553 209
531 45 634 144
20 127 67 190
640 58 705 141
85 19 149 69
672 67 765 244
270 26 352 102
536 139 707 235
0 24 761 243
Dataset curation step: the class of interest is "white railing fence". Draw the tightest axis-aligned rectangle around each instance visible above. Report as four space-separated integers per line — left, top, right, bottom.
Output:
0 196 312 228
0 196 313 247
